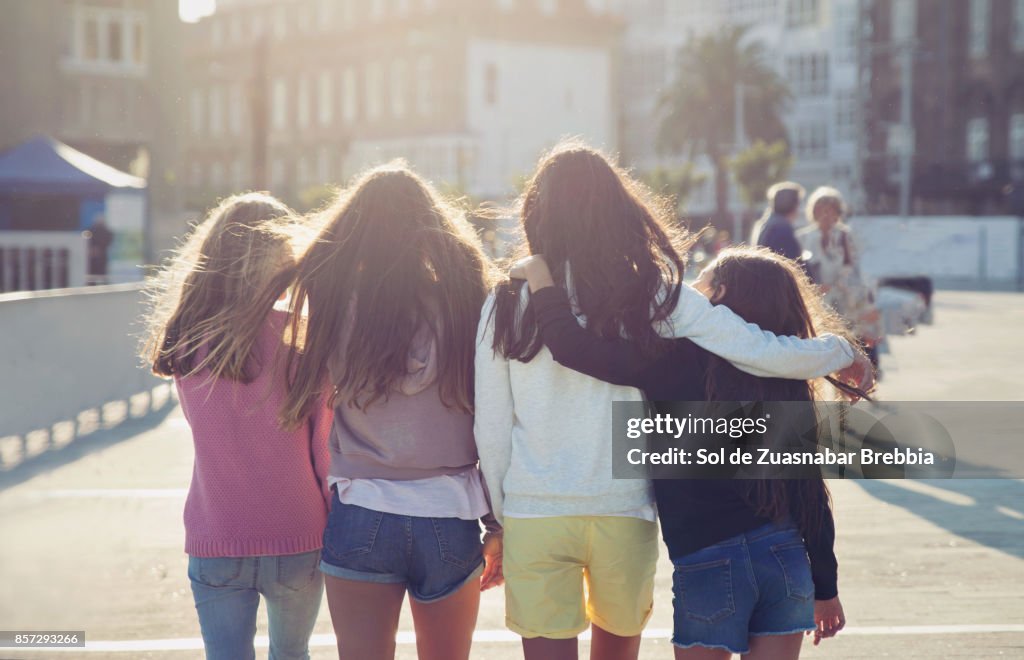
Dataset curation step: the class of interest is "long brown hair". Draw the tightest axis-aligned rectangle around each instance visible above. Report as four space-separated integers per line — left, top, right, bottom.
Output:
278 162 492 430
141 193 297 383
698 246 863 540
493 140 693 361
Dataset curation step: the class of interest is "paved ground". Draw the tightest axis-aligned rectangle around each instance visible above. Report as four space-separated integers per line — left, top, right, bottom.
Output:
1 290 1023 659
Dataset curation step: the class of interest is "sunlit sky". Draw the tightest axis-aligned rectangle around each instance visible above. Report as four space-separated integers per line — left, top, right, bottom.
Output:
179 0 216 23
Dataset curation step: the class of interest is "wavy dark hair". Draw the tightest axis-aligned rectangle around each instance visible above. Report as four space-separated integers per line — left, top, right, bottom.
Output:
279 163 492 430
698 246 867 541
492 141 693 361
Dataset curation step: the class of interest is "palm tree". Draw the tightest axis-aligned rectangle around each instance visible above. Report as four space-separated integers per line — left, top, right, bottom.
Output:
658 25 790 221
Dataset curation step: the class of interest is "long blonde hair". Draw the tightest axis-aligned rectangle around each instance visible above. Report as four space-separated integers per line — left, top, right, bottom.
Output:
278 163 493 430
141 193 298 383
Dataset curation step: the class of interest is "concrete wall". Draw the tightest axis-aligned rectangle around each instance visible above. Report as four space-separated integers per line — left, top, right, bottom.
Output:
851 215 1024 287
0 283 164 439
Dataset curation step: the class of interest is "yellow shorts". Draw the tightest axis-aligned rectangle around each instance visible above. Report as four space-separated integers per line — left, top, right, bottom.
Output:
503 515 660 639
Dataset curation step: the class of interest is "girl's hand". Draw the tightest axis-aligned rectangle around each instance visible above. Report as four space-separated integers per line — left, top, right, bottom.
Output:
480 532 504 591
809 596 846 645
834 350 874 400
509 255 555 292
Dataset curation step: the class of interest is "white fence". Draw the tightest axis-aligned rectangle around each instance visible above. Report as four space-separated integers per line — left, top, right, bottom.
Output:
0 231 87 292
0 283 165 442
851 216 1023 288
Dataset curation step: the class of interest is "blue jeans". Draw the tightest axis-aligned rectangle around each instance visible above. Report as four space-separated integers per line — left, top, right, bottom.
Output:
320 500 484 603
188 550 323 660
671 522 815 655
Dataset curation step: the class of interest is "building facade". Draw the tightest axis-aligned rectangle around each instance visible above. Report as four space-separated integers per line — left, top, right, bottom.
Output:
182 0 621 207
864 0 1024 215
0 0 184 251
614 0 866 216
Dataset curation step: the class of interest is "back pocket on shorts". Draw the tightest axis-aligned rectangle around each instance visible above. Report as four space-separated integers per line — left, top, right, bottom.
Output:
430 518 482 569
324 502 385 562
674 558 736 624
770 541 814 602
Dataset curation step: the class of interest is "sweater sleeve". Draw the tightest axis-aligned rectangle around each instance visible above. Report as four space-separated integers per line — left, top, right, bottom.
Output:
792 480 839 600
662 283 855 379
532 286 656 388
473 293 514 525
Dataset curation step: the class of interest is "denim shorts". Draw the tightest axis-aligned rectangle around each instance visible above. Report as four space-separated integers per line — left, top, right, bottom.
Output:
319 499 484 603
671 521 816 655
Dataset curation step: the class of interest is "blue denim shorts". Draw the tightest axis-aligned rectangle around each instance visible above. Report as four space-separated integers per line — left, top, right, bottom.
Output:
319 499 484 603
671 521 816 655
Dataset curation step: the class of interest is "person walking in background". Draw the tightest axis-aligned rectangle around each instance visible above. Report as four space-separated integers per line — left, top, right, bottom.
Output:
85 215 114 285
798 187 884 370
474 142 870 660
142 193 332 660
752 182 805 261
278 164 503 660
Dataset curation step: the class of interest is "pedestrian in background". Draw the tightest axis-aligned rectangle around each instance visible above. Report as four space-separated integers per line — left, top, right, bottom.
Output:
752 182 805 262
85 215 113 285
798 186 884 369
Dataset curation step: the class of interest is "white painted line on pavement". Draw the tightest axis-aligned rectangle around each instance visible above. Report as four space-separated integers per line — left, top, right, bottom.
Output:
34 489 188 498
20 624 1024 652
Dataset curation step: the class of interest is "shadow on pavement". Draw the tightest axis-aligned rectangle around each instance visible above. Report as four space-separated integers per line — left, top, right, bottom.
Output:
855 478 1024 560
0 395 177 492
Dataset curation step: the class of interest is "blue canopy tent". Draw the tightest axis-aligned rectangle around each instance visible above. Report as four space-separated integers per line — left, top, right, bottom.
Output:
0 135 146 231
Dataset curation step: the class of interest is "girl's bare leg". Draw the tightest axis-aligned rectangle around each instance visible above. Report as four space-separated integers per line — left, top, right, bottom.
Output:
324 575 405 660
674 645 732 660
408 576 481 660
523 636 579 660
590 624 641 660
743 632 803 660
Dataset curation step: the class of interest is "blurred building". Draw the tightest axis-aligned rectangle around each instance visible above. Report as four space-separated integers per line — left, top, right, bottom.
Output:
0 0 184 256
614 0 865 215
864 0 1024 215
182 0 621 207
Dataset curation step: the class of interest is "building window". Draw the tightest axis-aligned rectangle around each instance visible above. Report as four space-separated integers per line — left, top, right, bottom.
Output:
228 83 244 136
794 122 829 160
190 89 204 136
342 67 358 122
208 85 224 136
271 78 288 130
318 71 334 126
391 59 408 118
366 62 383 119
297 76 311 129
273 5 288 39
835 89 857 142
785 52 829 97
485 63 498 105
966 117 989 163
416 56 434 116
890 0 915 43
1011 113 1024 161
969 0 990 59
785 0 819 28
1014 0 1024 51
65 2 148 72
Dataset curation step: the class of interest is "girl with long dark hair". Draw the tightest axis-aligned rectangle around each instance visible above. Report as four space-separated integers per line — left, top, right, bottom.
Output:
513 245 858 659
474 142 871 660
279 163 502 660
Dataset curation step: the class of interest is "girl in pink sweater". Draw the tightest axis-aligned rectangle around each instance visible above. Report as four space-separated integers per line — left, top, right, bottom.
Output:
142 193 332 660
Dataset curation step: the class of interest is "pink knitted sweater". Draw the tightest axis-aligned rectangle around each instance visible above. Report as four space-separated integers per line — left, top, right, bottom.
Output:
176 310 333 558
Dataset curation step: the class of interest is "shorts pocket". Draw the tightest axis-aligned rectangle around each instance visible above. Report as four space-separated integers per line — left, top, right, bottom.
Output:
430 518 482 570
277 551 321 592
771 541 814 602
674 558 736 624
188 556 245 588
323 502 385 562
